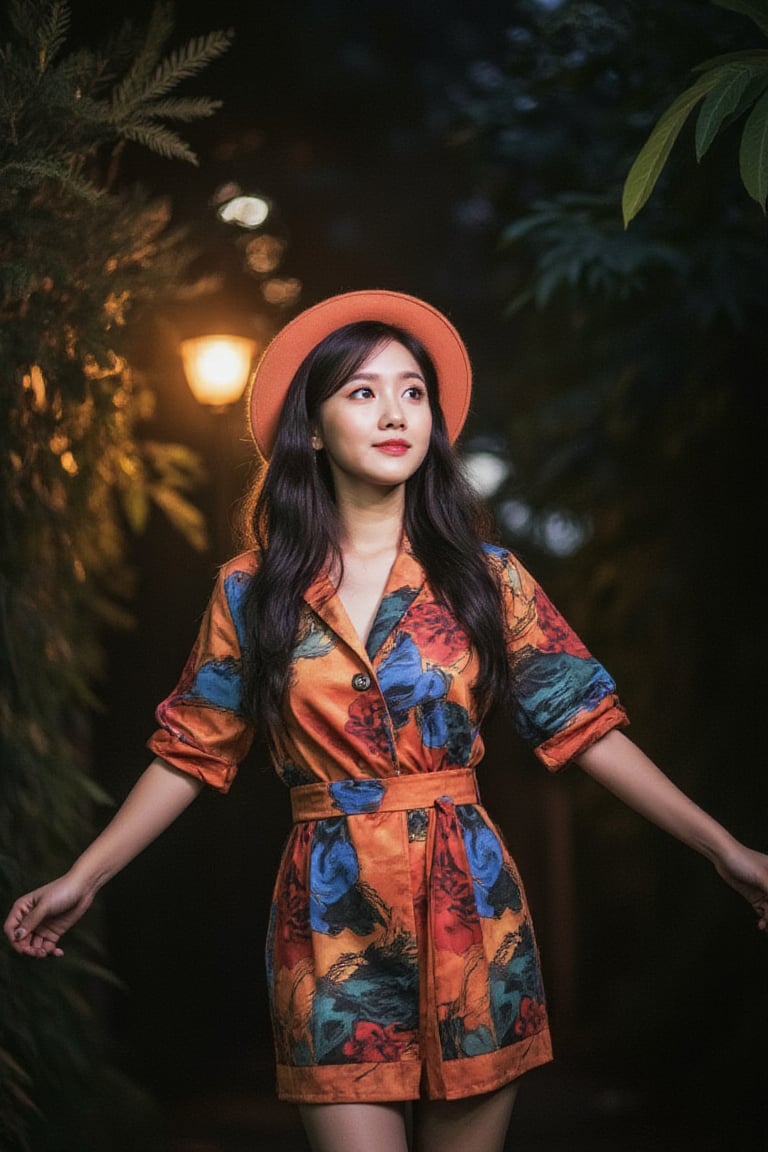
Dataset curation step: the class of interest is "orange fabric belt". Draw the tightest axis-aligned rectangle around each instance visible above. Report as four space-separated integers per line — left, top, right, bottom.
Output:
290 766 479 822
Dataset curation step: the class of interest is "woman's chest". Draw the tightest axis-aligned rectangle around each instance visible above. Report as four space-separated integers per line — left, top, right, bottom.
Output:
335 551 398 649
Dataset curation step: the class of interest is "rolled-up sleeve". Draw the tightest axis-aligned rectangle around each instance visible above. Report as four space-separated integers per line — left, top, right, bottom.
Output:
485 545 629 771
146 559 257 792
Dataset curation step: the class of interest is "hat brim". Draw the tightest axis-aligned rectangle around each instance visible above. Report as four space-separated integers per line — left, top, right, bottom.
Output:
248 290 472 459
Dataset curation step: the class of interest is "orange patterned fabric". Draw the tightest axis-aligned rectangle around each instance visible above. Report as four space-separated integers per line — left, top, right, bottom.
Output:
147 540 628 1102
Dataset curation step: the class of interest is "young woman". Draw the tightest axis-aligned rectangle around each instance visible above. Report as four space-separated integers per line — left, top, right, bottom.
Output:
6 291 768 1152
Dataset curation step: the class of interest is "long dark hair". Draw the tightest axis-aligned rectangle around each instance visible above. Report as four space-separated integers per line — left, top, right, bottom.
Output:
239 321 511 735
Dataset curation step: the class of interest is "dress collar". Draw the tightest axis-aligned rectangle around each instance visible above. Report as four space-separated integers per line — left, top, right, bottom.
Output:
302 535 425 662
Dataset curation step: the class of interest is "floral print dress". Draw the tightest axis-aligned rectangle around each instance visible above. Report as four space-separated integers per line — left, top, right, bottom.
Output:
147 540 628 1103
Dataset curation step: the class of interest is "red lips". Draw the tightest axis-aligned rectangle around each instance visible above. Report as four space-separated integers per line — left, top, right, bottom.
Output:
374 439 410 455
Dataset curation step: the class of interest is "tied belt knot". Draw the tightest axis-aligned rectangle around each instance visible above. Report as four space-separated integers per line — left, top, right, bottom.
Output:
290 766 479 822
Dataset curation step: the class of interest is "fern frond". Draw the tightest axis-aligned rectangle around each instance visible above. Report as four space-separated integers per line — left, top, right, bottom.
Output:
57 46 117 101
119 120 199 164
142 96 223 122
37 1 71 72
110 1 176 111
73 94 116 126
140 30 234 101
0 157 102 199
139 0 177 55
6 1 41 52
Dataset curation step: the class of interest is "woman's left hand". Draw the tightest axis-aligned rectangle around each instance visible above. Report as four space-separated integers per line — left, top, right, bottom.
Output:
577 732 768 933
713 843 768 932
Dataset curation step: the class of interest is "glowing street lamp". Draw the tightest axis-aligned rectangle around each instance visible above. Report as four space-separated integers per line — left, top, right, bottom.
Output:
180 334 258 559
216 193 271 230
180 334 257 411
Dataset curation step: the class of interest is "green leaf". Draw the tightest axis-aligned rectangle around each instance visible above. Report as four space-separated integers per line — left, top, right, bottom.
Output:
693 49 768 73
0 1047 32 1083
695 63 765 158
622 70 722 226
121 483 149 532
714 0 768 39
739 85 768 207
71 771 115 807
149 484 209 551
64 955 128 991
142 439 207 490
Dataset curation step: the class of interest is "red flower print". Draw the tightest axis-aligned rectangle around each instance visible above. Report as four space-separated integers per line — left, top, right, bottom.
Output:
273 829 312 969
431 824 482 955
406 603 468 663
513 996 547 1038
534 587 590 657
342 1020 412 1062
345 695 392 757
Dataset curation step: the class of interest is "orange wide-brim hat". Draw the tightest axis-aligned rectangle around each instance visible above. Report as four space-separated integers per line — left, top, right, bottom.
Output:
247 289 472 459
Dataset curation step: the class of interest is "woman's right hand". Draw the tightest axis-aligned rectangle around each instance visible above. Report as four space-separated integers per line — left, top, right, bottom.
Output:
5 758 204 959
4 873 95 958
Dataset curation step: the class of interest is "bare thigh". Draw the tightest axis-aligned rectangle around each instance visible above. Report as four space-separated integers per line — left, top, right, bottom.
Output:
298 1101 409 1152
413 1082 518 1152
297 1083 517 1152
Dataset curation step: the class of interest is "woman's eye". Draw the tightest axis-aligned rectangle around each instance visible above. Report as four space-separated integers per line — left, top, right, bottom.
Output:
405 385 426 399
349 386 374 399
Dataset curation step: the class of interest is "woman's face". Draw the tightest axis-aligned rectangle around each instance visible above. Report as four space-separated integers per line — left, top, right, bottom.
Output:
314 339 433 498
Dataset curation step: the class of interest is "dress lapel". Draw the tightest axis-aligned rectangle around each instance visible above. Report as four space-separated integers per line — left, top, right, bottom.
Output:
301 538 426 664
365 538 425 660
302 569 368 663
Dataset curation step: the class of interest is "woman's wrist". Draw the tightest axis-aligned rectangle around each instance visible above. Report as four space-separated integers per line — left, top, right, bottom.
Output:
66 852 114 897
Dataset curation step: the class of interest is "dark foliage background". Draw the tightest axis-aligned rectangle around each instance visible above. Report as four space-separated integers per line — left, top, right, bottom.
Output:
3 2 766 1149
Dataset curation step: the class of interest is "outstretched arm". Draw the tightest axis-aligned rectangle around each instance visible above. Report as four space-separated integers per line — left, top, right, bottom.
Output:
576 729 768 932
4 756 203 958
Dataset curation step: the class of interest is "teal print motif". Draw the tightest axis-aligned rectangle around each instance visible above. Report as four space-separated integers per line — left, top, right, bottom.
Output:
366 585 421 658
294 615 336 661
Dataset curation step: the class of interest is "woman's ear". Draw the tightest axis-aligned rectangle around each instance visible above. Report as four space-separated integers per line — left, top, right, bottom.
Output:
310 429 323 451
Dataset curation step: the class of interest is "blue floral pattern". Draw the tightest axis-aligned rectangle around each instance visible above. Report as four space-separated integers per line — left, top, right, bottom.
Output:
149 538 629 1103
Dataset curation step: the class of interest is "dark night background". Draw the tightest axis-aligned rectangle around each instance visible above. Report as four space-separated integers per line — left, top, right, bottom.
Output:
38 1 767 1148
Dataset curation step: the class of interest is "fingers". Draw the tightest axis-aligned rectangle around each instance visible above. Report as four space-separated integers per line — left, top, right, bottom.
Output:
9 924 65 958
4 893 65 959
755 901 768 933
3 894 35 945
13 931 64 959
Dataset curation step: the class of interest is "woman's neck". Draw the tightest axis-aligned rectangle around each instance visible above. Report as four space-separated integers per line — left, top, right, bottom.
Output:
335 487 405 558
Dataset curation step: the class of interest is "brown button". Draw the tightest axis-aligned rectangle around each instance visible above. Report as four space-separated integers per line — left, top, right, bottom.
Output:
351 672 371 691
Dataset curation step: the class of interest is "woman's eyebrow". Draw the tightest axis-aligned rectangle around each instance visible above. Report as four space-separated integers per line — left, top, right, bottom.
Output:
347 369 425 381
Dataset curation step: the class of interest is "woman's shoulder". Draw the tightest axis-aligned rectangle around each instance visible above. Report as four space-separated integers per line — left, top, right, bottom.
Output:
481 541 511 561
480 541 535 597
216 548 264 589
480 540 520 572
217 548 262 582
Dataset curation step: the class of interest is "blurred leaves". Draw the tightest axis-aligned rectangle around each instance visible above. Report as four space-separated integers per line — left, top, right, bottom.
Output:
0 3 229 1149
0 0 232 195
448 0 768 1108
502 193 687 310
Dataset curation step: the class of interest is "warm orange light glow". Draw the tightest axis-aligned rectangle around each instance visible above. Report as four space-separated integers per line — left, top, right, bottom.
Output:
262 277 302 306
180 335 257 409
245 233 286 273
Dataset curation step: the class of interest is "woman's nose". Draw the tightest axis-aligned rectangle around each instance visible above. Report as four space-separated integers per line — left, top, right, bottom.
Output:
379 395 405 427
